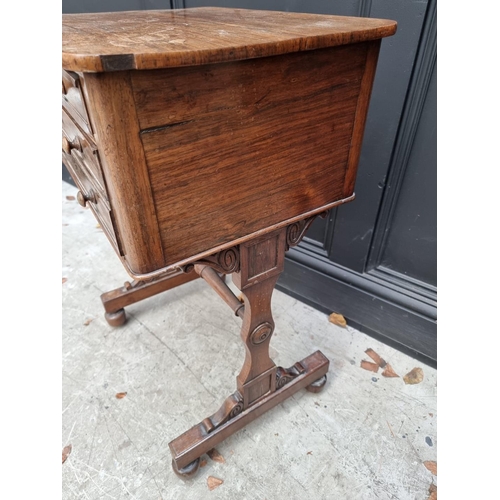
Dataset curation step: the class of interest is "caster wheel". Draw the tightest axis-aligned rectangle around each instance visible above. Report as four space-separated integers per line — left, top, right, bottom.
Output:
105 309 126 327
306 374 327 393
172 457 200 478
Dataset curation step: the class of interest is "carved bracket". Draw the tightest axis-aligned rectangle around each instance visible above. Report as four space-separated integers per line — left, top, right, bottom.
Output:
202 391 244 434
276 361 306 389
183 246 240 275
285 211 329 250
181 212 328 276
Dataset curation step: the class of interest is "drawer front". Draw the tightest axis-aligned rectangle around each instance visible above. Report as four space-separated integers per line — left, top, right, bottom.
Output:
62 111 121 255
62 70 92 136
62 109 106 193
63 149 120 255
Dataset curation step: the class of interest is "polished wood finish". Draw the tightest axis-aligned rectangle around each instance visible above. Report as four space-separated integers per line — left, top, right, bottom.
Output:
135 42 369 266
62 8 396 72
61 7 396 478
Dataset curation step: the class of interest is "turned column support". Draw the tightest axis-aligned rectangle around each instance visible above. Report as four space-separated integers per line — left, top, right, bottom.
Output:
194 264 245 319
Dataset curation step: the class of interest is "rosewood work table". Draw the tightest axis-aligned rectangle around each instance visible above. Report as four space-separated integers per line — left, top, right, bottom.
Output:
62 7 396 477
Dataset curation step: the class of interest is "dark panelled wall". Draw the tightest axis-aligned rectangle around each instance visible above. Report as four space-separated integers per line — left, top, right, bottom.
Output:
63 0 437 365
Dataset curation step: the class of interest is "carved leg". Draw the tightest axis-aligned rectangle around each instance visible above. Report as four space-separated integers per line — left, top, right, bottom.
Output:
232 230 286 409
100 268 200 326
169 222 330 477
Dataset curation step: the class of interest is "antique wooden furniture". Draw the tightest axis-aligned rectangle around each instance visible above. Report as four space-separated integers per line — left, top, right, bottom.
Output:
99 268 199 326
62 7 396 477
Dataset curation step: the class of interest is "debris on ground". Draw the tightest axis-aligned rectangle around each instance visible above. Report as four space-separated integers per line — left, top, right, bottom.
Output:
361 348 401 378
207 448 225 464
66 195 75 201
386 421 395 438
365 348 387 368
207 476 224 491
200 458 208 468
328 313 347 327
115 392 127 399
62 277 68 284
382 363 400 378
427 483 437 500
403 367 424 385
423 461 437 475
83 318 93 326
62 444 72 464
360 360 379 372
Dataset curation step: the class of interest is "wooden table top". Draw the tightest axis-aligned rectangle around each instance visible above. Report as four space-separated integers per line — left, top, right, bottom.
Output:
62 7 396 72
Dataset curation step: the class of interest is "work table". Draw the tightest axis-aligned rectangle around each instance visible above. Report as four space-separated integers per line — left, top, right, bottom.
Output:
62 7 396 477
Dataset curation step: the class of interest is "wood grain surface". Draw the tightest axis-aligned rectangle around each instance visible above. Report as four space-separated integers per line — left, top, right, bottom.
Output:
136 43 367 266
132 44 367 264
62 7 397 72
83 72 165 275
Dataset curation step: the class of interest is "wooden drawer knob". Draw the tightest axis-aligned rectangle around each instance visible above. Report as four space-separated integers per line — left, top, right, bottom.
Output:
77 189 97 207
62 136 82 154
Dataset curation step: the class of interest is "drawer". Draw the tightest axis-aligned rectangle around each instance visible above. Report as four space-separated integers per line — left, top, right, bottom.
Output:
62 109 106 193
62 148 121 256
62 70 92 136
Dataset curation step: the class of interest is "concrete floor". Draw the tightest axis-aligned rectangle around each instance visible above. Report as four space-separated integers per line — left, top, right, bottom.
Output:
62 181 437 500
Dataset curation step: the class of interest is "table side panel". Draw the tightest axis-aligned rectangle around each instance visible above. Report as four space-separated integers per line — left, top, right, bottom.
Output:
132 44 368 266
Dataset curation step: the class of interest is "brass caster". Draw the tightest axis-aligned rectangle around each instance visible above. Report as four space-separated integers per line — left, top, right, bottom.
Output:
104 309 126 327
306 374 327 393
172 458 200 478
